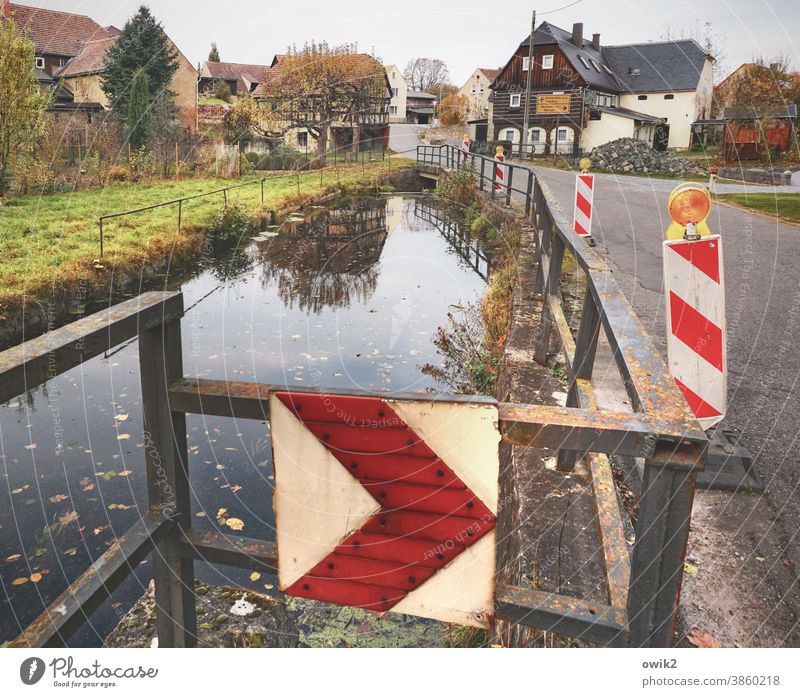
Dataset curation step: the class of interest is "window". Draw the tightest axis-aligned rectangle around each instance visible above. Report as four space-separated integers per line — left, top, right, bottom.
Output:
471 87 476 93
510 93 521 108
59 57 67 67
391 71 396 79
578 55 590 69
542 54 554 70
529 129 540 142
390 105 397 115
522 56 531 71
479 87 484 93
297 132 308 147
504 129 516 142
35 56 45 69
557 128 568 142
590 59 602 73
392 87 398 97
664 94 675 100
603 64 614 75
638 95 648 101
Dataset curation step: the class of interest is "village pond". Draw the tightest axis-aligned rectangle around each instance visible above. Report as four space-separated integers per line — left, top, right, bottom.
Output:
0 195 492 646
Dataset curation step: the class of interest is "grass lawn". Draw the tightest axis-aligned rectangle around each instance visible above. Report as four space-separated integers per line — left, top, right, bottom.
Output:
717 193 800 222
198 95 230 106
0 159 407 309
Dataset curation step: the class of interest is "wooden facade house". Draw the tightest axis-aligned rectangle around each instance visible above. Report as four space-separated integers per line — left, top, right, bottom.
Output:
489 21 713 154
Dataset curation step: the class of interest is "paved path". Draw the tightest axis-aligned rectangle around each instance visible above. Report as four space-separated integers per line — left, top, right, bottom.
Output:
531 166 800 644
388 123 429 159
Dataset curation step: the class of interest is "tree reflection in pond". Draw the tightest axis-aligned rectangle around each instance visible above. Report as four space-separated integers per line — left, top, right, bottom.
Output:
255 198 388 313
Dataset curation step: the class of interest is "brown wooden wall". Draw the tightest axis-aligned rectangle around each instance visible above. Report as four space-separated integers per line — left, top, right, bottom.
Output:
491 86 584 138
496 44 584 90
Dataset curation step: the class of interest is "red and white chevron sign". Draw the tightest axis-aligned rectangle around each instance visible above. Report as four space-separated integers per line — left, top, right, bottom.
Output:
663 235 726 429
573 173 594 237
270 391 500 628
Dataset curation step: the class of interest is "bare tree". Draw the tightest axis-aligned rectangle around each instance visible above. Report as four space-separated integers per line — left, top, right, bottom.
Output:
661 20 729 78
404 58 451 92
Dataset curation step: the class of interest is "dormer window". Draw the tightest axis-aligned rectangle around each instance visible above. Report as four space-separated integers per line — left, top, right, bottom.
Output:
578 55 590 69
590 59 601 72
542 54 554 70
35 56 45 69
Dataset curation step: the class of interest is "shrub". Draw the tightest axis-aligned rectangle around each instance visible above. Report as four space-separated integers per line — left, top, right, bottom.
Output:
128 148 155 182
107 165 129 183
207 201 252 242
13 156 58 195
213 81 232 103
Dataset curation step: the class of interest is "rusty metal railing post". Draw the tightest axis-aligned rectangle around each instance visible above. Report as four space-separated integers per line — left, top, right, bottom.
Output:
139 306 197 648
99 218 104 258
177 200 182 234
524 170 534 217
626 454 699 647
490 157 497 199
557 288 602 471
506 164 514 207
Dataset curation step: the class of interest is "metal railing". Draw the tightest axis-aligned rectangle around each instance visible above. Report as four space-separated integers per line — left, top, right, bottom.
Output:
97 154 392 257
2 149 706 648
416 143 707 646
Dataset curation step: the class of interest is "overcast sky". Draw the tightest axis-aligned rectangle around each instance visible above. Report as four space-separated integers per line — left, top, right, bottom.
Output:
18 0 800 84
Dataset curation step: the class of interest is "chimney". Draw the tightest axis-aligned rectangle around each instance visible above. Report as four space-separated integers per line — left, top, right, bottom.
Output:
2 1 10 19
571 22 583 48
592 33 601 51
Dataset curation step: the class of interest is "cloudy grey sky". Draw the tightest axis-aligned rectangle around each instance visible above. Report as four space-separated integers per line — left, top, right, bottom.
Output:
17 0 800 83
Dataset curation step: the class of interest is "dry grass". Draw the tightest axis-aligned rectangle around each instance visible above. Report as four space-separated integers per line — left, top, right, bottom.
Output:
0 160 404 311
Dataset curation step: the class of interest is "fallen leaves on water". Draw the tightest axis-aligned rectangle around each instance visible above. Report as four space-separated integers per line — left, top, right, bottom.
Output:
116 434 131 441
114 414 130 422
29 573 43 584
249 572 261 582
4 554 22 563
24 444 37 450
687 628 722 648
11 577 28 586
225 518 245 531
108 503 135 511
683 562 699 575
63 548 77 557
49 494 68 503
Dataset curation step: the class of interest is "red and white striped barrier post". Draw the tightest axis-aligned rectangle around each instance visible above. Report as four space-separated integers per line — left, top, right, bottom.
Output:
462 134 471 167
573 158 595 246
494 145 505 192
663 183 726 430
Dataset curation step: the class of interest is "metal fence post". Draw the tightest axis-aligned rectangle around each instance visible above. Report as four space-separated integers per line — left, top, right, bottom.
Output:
524 170 534 217
177 200 182 234
627 457 699 647
506 165 514 207
557 288 601 471
479 156 486 191
261 178 265 205
139 310 197 648
99 219 104 258
490 157 497 199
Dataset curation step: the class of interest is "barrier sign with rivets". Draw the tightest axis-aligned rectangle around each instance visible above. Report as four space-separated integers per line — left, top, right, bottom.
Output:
270 392 500 628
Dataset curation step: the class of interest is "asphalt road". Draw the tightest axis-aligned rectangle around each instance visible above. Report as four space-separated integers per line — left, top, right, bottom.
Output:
388 123 429 158
532 166 800 583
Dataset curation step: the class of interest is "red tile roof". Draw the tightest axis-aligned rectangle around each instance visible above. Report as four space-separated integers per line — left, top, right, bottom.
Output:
55 36 116 77
201 60 271 83
6 3 111 57
480 68 501 80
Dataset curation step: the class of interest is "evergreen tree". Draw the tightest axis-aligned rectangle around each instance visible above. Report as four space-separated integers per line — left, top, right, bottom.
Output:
127 68 152 150
208 43 220 62
101 5 179 121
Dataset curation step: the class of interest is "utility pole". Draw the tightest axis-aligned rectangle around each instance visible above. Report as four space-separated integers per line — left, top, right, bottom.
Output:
520 10 536 155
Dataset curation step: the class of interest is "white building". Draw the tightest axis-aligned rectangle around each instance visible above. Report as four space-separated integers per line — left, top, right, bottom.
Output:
385 64 407 123
457 68 500 120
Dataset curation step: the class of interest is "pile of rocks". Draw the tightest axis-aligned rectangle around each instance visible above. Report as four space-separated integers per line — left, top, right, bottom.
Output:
587 138 707 176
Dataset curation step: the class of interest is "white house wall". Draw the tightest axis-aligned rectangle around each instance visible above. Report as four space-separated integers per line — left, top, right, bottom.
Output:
385 64 407 123
581 111 635 150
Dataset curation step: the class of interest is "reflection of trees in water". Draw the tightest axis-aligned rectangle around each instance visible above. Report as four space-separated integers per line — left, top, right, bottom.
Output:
255 199 388 313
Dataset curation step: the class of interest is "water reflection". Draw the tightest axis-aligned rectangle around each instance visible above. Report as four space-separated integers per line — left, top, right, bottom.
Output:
0 194 490 647
256 200 388 313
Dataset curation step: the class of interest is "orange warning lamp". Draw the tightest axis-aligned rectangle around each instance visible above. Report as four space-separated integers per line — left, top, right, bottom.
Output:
666 183 712 240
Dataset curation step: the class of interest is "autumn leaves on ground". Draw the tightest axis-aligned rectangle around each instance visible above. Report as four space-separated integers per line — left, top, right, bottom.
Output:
0 160 404 316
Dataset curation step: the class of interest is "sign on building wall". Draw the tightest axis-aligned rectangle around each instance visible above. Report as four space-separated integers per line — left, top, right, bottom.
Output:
270 391 500 628
536 94 571 114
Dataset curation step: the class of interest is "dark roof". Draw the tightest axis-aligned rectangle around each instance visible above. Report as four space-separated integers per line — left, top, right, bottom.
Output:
407 107 435 115
605 40 709 92
479 68 500 80
594 105 666 123
500 22 711 95
407 91 436 100
56 36 116 77
722 105 798 120
517 21 620 92
6 3 111 57
201 60 270 83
